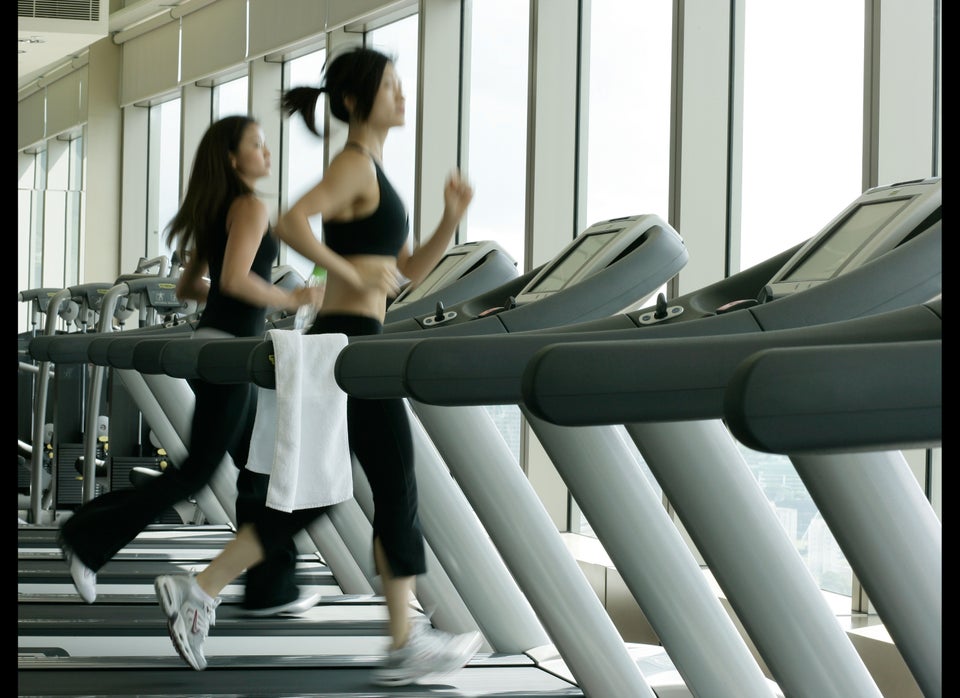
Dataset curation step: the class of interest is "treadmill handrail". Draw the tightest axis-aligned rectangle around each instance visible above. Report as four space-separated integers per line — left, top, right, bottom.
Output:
723 339 942 454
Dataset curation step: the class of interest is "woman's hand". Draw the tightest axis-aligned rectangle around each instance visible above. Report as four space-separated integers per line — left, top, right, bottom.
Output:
443 170 474 223
288 283 325 311
353 257 403 298
395 170 474 288
175 253 210 303
303 282 326 307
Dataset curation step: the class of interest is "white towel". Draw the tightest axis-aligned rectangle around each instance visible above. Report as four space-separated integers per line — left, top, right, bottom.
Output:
246 329 352 512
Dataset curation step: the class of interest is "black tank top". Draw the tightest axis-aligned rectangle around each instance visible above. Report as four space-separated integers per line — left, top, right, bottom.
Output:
323 157 409 258
196 203 278 338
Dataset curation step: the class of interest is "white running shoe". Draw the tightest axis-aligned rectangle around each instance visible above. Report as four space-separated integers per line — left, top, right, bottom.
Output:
59 539 96 604
155 574 220 671
371 620 482 686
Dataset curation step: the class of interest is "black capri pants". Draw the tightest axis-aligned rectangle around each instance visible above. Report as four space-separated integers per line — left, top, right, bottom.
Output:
253 313 426 578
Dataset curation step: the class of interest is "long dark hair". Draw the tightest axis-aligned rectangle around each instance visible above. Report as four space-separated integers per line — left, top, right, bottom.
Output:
281 46 394 137
165 115 257 264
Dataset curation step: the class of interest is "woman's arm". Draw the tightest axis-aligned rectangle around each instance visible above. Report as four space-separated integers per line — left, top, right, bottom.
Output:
220 194 320 312
397 170 474 285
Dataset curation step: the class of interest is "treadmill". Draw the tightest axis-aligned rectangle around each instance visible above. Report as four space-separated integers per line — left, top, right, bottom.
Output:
22 281 119 523
351 177 940 698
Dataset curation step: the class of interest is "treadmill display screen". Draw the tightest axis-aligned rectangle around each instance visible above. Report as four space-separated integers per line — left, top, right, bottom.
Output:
781 198 911 282
147 282 183 309
398 253 466 303
525 230 621 294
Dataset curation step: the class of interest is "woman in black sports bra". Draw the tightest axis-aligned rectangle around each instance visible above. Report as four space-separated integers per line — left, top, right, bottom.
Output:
152 48 480 686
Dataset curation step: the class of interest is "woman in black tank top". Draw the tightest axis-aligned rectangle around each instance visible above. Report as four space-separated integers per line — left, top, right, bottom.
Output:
58 117 323 620
154 49 481 685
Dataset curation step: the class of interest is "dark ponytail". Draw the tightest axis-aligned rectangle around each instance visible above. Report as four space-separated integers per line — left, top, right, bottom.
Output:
281 86 325 137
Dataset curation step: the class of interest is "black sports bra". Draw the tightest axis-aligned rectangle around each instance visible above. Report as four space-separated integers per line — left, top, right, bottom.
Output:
323 145 409 257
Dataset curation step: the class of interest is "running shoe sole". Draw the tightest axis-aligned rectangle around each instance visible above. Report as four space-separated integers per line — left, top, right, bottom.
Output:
166 613 206 671
155 576 207 671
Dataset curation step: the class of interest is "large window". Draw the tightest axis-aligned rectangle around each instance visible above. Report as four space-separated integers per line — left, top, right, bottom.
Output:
583 1 671 232
464 0 529 272
148 98 183 267
18 189 33 333
25 151 46 288
739 0 864 270
214 76 249 119
28 151 46 294
41 141 68 291
64 134 83 289
17 129 83 332
18 150 45 333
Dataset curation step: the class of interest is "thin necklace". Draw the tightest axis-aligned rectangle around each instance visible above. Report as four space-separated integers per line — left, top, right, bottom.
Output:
345 140 382 164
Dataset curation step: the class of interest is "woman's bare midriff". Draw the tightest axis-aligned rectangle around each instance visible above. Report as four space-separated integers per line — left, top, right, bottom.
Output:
318 253 396 323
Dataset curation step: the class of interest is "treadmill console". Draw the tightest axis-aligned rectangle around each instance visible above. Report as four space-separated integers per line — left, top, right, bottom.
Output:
144 281 183 310
515 214 670 306
17 288 63 314
390 240 516 310
760 177 941 302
